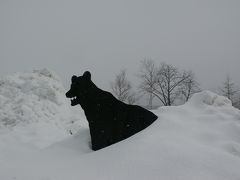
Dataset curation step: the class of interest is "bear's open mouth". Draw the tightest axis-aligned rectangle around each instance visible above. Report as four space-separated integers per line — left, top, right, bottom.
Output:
70 96 79 106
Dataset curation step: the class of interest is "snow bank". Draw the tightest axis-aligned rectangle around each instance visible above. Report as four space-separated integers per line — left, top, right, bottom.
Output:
0 69 86 147
1 74 240 180
186 90 232 107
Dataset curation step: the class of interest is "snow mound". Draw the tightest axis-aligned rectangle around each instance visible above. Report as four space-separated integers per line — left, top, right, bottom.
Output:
0 69 86 147
187 90 232 107
1 74 240 180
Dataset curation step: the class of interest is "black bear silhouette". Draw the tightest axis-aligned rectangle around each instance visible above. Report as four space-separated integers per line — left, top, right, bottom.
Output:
66 71 158 150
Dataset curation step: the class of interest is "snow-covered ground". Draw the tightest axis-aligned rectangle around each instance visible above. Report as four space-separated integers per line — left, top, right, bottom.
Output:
1 70 240 180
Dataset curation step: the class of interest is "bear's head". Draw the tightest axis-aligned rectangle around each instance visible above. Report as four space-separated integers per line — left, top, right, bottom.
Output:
66 71 91 106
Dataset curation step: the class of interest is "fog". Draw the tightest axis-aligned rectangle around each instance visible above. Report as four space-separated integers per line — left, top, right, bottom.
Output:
1 0 240 94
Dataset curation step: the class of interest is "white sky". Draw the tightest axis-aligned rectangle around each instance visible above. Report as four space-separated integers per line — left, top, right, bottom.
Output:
1 0 240 92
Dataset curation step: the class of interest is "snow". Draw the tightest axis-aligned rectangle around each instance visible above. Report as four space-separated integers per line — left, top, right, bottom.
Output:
1 70 240 180
0 69 86 147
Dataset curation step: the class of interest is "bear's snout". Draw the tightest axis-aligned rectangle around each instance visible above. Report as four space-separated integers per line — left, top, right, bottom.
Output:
65 91 71 98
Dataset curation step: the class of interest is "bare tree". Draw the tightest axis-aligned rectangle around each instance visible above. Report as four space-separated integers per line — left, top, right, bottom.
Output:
138 60 192 106
236 95 240 109
234 95 239 109
153 63 191 106
111 69 138 104
127 92 139 105
219 75 239 106
180 71 201 102
138 59 157 109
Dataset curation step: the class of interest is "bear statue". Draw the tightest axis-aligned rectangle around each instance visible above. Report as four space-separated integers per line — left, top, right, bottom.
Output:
66 71 158 150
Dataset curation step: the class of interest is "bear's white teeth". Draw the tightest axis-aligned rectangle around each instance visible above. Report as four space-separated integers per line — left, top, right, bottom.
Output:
71 97 77 101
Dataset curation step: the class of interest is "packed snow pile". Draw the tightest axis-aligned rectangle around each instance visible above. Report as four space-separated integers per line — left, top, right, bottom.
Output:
0 69 85 147
1 71 240 180
186 90 233 107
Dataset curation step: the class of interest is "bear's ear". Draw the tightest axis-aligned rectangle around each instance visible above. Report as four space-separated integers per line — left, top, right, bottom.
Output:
83 71 91 80
71 75 78 83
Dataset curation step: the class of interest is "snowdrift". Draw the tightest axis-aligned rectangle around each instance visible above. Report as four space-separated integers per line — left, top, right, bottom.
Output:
0 69 86 148
0 70 240 180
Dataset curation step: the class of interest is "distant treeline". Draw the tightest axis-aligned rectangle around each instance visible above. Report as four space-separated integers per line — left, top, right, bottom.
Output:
110 59 240 110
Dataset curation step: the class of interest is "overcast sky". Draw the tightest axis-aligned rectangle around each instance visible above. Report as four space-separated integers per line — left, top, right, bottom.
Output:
1 0 240 92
